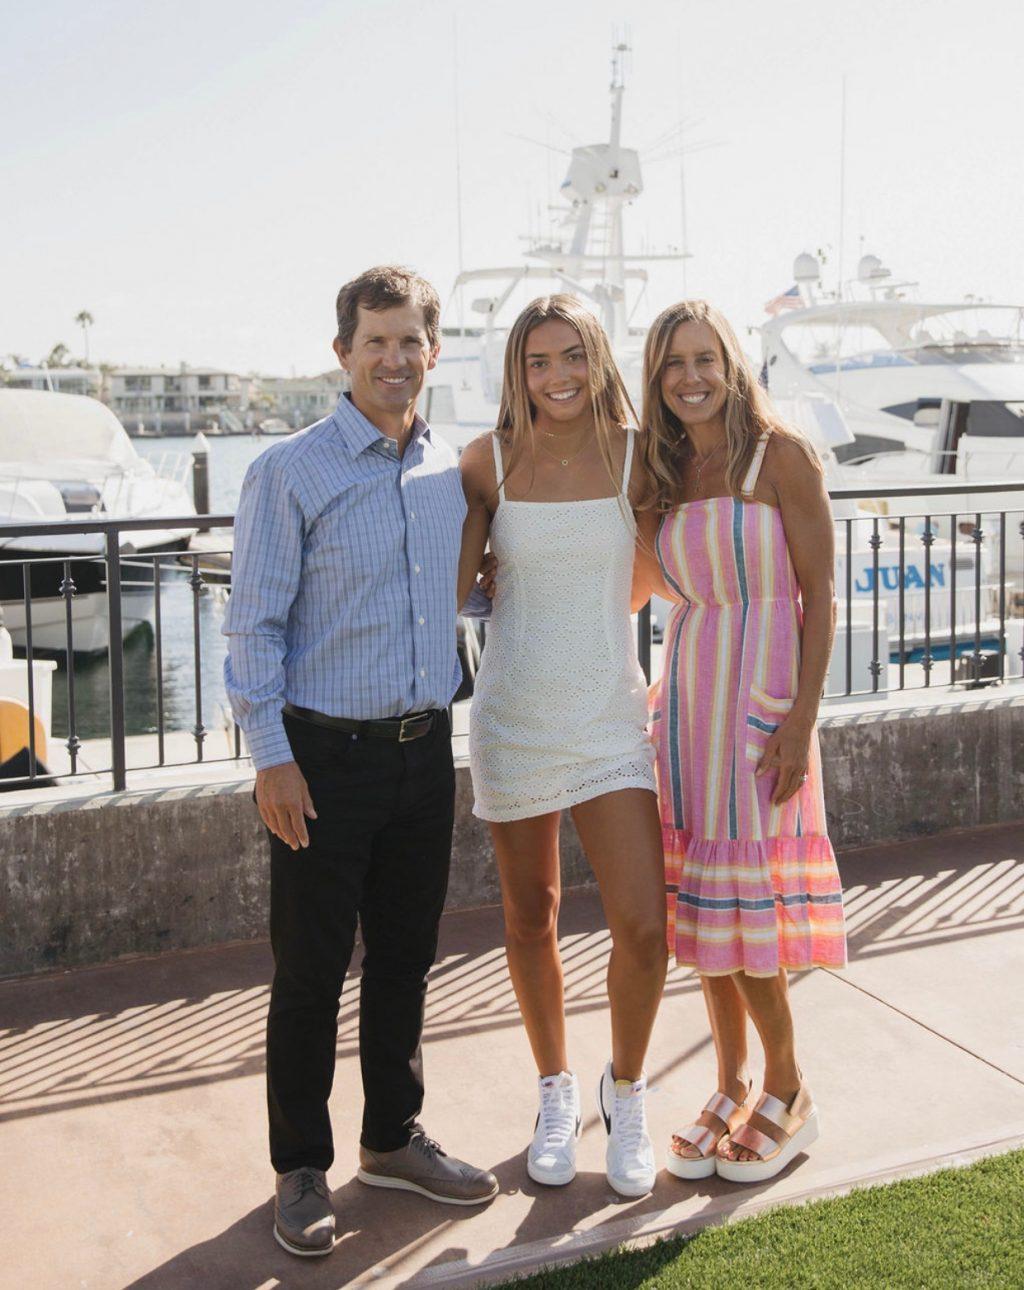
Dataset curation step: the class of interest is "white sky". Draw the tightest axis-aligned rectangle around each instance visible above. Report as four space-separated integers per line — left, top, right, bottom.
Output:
3 0 1022 376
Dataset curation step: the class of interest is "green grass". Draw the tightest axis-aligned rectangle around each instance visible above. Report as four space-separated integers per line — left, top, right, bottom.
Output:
496 1148 1024 1289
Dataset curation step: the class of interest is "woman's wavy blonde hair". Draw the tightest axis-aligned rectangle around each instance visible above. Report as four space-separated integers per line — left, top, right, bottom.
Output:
496 294 637 494
640 299 819 510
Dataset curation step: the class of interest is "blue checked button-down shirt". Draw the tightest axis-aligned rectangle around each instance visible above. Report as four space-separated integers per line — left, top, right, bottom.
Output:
223 392 468 770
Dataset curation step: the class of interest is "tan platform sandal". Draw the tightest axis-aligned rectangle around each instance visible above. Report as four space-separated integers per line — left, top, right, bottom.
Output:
715 1082 818 1183
666 1083 752 1180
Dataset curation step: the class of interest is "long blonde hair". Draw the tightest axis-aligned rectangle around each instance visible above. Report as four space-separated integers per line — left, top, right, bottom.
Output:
496 294 637 494
640 299 819 510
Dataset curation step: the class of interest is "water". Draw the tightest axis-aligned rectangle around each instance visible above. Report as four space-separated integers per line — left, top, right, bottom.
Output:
136 433 270 515
50 434 270 743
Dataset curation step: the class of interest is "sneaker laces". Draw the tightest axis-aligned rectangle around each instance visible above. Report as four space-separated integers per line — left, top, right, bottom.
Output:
612 1086 648 1154
537 1079 577 1149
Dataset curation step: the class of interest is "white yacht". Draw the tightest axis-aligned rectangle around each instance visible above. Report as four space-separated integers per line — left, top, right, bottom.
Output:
0 389 197 654
424 41 681 449
425 51 1012 690
761 253 1024 483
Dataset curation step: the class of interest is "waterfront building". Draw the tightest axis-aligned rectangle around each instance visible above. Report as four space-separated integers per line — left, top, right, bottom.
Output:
108 365 252 434
3 365 103 399
256 370 347 427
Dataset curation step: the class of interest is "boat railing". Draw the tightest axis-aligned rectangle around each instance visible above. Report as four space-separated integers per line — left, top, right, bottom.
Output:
841 447 1024 474
0 479 1021 795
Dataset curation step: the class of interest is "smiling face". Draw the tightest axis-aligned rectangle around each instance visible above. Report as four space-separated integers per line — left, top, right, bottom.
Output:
333 302 438 424
659 320 729 431
523 318 592 428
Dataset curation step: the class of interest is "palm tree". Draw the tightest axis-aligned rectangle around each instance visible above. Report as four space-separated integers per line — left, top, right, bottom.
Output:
74 310 94 364
45 342 72 368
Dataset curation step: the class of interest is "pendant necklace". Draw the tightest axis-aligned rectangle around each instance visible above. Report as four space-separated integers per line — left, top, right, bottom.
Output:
692 440 725 494
538 428 590 467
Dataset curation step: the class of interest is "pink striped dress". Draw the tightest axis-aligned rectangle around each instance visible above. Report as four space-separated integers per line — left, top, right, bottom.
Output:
649 432 847 977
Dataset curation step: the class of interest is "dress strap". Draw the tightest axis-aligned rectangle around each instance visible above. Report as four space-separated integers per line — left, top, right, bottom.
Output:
740 429 771 498
621 427 635 497
491 433 505 503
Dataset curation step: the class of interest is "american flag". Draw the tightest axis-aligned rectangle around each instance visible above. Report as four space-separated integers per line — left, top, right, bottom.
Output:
763 285 802 316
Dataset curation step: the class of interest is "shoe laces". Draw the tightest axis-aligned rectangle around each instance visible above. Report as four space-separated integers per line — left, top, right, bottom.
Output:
289 1167 329 1201
410 1131 447 1160
611 1085 648 1155
538 1079 577 1149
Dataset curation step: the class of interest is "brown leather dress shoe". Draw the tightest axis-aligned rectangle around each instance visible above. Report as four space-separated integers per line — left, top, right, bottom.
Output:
358 1130 498 1206
274 1167 335 1256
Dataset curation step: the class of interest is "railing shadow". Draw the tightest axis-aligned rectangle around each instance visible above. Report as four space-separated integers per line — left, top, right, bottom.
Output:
0 893 703 1127
3 827 1021 1136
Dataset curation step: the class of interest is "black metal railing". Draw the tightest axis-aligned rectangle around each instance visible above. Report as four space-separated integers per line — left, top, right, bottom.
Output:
0 514 233 792
0 479 1020 795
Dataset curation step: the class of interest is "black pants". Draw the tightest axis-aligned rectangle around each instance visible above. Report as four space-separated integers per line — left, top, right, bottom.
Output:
266 711 455 1173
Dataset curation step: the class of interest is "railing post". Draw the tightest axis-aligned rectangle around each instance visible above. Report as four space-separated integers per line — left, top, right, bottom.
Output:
105 526 128 791
637 602 652 683
192 431 211 534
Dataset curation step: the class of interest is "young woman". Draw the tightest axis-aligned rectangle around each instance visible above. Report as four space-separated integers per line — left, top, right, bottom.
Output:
457 295 666 1198
633 300 847 1184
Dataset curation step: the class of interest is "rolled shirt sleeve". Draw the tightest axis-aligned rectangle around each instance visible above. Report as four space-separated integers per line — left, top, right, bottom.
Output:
223 456 305 770
459 582 493 620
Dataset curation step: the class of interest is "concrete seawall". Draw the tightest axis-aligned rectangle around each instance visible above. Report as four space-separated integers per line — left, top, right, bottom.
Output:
2 694 1022 977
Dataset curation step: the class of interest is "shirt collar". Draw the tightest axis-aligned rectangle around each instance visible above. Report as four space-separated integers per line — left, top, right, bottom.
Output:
332 391 431 458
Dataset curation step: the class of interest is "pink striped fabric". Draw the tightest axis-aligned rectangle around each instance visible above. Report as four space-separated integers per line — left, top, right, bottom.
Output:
650 492 847 977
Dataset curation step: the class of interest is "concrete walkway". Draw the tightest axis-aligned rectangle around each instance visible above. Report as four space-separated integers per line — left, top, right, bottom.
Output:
1 822 1022 1289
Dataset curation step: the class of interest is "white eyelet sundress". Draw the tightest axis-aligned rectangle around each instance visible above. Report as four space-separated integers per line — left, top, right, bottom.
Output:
469 430 656 822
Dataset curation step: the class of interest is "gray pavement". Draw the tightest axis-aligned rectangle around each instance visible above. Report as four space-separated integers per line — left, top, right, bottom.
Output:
0 821 1022 1289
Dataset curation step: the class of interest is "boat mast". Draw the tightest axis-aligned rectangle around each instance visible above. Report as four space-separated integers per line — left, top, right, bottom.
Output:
604 42 629 343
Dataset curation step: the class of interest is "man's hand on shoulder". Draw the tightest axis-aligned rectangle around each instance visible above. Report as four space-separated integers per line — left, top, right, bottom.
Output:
255 761 318 851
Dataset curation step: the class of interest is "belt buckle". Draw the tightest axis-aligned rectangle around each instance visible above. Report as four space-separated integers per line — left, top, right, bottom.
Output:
398 713 429 742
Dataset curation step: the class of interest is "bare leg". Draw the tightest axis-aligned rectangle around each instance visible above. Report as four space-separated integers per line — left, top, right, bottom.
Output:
721 968 802 1162
571 788 667 1081
673 974 751 1158
490 812 567 1076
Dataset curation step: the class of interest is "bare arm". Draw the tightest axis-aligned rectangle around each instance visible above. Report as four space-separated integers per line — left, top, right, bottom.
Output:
757 438 836 804
631 507 671 612
457 436 495 611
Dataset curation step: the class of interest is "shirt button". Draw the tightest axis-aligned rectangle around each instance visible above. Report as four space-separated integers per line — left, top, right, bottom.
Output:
414 564 421 574
418 616 425 625
410 511 416 520
419 667 426 677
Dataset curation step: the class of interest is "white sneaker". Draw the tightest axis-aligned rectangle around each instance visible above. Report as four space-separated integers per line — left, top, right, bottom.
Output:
527 1071 582 1186
597 1062 656 1197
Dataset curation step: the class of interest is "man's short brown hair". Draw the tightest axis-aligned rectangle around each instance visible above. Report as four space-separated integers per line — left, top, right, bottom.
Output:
335 265 441 352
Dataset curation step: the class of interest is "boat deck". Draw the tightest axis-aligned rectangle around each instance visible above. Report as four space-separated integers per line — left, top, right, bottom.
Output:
1 821 1022 1288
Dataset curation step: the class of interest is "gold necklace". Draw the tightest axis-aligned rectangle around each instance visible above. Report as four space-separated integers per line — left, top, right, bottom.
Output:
691 440 725 493
536 429 591 467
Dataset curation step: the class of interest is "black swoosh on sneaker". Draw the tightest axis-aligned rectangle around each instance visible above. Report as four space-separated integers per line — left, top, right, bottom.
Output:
598 1077 611 1134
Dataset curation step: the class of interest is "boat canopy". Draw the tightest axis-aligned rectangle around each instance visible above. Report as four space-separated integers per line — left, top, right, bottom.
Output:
0 389 138 470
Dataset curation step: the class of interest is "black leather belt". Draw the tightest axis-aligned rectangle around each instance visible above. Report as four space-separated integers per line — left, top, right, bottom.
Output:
283 703 445 742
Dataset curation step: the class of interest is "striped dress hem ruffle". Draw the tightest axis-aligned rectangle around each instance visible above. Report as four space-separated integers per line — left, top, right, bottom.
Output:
663 829 847 977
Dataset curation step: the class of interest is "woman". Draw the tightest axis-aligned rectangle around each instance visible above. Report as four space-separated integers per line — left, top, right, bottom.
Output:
457 295 666 1198
633 300 847 1184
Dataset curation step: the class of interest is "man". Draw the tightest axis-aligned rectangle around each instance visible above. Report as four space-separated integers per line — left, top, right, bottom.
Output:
224 266 497 1259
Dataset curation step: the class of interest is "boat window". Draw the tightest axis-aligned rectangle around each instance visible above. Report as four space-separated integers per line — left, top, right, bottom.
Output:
787 304 1024 375
881 399 942 425
965 401 1024 438
425 385 456 423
